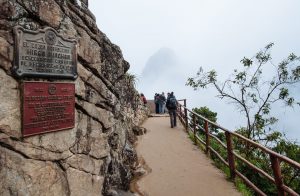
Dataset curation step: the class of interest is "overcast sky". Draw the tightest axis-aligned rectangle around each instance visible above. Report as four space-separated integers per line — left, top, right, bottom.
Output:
89 0 300 141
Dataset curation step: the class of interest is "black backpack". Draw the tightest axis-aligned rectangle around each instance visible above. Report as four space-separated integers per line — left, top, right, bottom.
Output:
168 97 177 109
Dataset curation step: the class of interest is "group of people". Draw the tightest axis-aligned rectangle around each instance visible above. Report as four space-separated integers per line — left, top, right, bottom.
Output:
140 92 178 128
154 92 167 114
155 92 177 128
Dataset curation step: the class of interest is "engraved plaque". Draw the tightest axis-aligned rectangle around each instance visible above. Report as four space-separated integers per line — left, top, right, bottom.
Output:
14 27 77 79
22 82 75 137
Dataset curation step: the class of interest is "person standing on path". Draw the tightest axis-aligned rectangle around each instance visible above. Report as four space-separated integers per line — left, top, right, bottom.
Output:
154 93 159 114
166 92 177 128
160 92 166 113
140 93 147 105
157 93 163 114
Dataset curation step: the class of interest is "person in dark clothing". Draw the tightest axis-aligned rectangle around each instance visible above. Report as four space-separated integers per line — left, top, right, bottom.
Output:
140 93 147 105
154 93 160 114
157 93 163 114
160 92 166 113
166 92 177 128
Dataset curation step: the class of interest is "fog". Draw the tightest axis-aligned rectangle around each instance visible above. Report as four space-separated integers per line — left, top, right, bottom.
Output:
89 0 300 141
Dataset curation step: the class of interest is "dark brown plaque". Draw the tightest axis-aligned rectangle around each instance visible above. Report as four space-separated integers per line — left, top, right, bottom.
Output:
13 26 77 79
22 82 75 137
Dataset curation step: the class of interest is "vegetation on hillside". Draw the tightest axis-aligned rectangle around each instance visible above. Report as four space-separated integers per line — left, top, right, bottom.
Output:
188 106 300 195
186 43 300 194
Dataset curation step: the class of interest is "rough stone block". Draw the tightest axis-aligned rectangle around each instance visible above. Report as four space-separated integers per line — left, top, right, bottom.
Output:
66 154 104 175
0 37 12 72
67 167 103 196
77 27 101 64
0 147 69 196
0 69 20 137
89 133 109 159
76 98 115 129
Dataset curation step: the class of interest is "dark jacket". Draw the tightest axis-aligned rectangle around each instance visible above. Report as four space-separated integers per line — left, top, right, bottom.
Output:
166 95 177 110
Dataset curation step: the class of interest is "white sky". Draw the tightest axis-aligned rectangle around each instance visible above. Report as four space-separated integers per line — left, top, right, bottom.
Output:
89 0 300 141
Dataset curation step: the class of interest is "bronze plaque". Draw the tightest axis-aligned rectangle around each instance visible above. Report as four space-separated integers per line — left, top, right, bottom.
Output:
22 82 75 137
13 26 77 79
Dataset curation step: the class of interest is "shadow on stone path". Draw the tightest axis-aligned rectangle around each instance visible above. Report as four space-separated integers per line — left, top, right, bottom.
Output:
135 116 241 196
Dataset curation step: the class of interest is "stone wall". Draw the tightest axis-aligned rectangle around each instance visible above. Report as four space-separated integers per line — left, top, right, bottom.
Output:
0 0 149 195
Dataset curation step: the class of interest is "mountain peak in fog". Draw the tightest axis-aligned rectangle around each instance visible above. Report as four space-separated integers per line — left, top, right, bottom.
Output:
141 47 179 80
142 47 178 78
138 47 186 97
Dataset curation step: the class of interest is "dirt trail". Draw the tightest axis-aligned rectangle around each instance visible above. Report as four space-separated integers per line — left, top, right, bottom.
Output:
135 116 241 196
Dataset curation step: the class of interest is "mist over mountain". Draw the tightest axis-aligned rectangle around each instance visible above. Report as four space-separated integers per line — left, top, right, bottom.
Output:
141 47 178 77
138 47 187 98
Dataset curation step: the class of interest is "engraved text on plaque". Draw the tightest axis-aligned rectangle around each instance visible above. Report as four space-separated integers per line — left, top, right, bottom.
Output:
22 82 75 137
14 27 77 79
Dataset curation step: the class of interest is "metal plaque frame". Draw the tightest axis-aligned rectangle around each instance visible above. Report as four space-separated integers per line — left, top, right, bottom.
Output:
13 26 77 79
22 81 75 137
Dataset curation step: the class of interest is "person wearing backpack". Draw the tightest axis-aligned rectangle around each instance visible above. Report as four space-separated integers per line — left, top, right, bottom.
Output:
166 92 177 128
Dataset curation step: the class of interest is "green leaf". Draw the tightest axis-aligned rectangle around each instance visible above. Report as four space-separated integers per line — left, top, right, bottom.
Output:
262 104 270 114
265 42 274 49
241 57 253 67
286 97 294 106
292 66 300 80
288 53 297 61
279 88 289 99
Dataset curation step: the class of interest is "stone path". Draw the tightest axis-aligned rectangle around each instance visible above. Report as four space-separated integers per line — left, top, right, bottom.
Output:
135 116 241 196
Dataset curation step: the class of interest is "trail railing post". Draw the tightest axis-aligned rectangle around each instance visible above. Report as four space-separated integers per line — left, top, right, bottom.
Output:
184 99 188 131
270 155 285 196
192 114 197 145
178 104 182 121
204 120 210 154
225 131 236 180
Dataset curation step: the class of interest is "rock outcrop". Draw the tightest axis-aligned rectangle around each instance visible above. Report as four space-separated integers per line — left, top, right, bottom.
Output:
0 0 149 195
